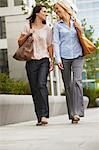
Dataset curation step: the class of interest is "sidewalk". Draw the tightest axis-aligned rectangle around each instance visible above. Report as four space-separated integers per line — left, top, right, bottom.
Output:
0 108 99 150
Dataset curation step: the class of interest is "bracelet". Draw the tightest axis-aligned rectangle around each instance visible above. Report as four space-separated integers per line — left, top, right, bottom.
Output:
50 60 54 63
49 58 54 63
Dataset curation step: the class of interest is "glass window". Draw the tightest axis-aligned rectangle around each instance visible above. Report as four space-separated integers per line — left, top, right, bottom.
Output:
0 49 9 73
77 9 99 18
0 17 6 39
77 2 99 9
14 0 23 6
0 0 8 7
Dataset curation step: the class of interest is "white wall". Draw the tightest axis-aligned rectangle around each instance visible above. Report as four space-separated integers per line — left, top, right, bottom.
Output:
0 6 23 16
0 39 7 49
5 15 29 80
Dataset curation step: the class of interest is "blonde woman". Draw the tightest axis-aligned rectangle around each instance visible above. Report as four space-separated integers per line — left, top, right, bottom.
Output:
53 2 84 124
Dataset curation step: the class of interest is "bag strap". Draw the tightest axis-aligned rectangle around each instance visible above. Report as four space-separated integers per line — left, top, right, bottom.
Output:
74 19 83 35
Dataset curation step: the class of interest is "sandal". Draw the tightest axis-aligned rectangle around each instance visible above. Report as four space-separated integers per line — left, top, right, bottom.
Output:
41 117 48 125
72 115 80 124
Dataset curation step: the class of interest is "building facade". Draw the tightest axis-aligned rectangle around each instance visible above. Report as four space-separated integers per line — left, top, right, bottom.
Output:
76 0 99 38
76 0 99 89
0 0 79 95
0 0 25 75
0 0 32 81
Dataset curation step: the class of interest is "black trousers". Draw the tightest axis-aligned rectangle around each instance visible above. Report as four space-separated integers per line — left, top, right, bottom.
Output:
26 58 50 122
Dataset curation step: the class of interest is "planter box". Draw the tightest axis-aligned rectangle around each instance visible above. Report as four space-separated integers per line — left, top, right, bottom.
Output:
0 95 89 126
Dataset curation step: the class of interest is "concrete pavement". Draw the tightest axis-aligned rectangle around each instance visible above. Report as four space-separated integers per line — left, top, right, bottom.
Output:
0 108 99 150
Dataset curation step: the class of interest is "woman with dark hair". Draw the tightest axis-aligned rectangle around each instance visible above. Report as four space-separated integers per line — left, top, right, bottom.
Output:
18 5 54 126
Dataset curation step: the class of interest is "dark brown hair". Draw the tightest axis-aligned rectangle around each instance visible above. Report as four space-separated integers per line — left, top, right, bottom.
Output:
27 4 46 28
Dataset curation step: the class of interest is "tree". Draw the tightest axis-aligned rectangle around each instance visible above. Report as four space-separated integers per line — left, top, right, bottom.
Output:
81 19 99 107
35 0 53 13
81 18 99 79
21 0 53 14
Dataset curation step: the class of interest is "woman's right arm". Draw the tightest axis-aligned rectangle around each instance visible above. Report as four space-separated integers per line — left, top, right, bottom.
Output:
53 24 64 70
18 25 31 47
18 33 30 47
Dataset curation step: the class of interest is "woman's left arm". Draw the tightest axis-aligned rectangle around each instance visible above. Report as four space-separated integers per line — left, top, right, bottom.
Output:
48 45 54 62
48 45 54 71
47 27 54 71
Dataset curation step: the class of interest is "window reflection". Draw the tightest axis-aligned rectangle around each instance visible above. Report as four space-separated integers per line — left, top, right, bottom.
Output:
0 49 9 73
0 0 8 7
14 0 23 6
0 17 6 39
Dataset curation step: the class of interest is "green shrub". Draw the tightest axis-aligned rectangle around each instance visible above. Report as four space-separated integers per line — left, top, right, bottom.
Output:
61 85 99 108
11 81 31 95
0 73 31 95
0 73 13 93
83 87 99 107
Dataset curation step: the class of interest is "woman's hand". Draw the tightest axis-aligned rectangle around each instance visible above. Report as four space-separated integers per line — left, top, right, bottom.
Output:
49 61 54 72
58 62 64 70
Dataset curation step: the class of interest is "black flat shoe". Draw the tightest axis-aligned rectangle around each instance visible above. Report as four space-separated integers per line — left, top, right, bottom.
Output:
36 122 42 126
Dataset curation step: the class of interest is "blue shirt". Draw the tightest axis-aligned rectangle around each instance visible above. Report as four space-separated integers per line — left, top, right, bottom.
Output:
53 18 83 64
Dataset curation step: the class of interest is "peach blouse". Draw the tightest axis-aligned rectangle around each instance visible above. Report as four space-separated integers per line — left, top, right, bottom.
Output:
22 24 52 60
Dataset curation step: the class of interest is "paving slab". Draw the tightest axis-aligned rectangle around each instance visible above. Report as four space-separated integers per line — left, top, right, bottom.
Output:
0 108 99 150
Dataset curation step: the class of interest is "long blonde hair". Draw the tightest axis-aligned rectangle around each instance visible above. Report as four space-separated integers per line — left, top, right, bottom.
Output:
54 1 76 19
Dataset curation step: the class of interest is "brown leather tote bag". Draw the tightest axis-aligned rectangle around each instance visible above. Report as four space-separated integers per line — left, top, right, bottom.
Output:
74 20 96 56
13 33 33 61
